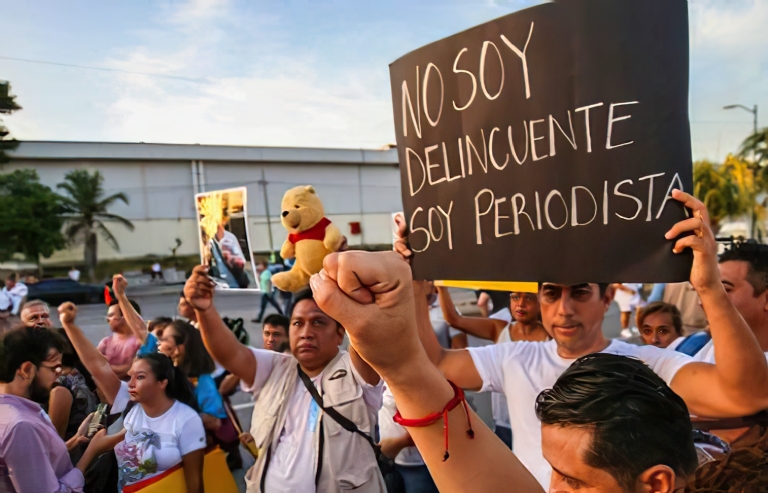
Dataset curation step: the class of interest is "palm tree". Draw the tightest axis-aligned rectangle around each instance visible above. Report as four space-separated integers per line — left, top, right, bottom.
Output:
737 127 768 167
0 81 22 165
57 169 134 281
694 156 767 238
693 160 738 235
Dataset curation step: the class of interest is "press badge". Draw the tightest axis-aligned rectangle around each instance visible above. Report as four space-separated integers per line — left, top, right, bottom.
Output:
307 399 320 432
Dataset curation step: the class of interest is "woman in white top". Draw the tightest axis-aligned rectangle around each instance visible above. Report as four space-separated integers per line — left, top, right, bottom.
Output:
58 302 206 493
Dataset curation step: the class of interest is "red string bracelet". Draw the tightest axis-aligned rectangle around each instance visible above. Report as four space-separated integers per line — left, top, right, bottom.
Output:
393 381 474 461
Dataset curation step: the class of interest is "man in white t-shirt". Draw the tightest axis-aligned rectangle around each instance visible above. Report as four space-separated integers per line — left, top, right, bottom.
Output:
668 242 768 364
184 269 386 493
3 274 28 316
392 191 768 488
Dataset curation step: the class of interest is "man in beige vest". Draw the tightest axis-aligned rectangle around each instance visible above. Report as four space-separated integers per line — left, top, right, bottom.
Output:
184 269 386 493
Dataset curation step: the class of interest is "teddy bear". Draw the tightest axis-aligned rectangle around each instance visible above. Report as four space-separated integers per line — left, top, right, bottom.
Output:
271 185 343 293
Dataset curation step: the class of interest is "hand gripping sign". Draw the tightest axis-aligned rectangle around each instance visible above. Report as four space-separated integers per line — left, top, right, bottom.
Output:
389 0 693 286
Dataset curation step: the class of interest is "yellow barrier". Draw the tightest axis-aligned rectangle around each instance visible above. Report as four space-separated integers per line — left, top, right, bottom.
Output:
124 447 238 493
434 280 539 293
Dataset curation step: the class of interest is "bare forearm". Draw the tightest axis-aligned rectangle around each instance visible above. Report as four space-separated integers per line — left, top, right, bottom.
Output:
380 434 412 460
61 321 121 403
437 287 460 325
197 304 238 362
196 304 256 384
201 413 222 431
415 283 447 365
385 353 542 493
349 346 380 386
111 363 131 380
117 291 147 344
76 448 97 474
438 288 499 340
701 286 768 404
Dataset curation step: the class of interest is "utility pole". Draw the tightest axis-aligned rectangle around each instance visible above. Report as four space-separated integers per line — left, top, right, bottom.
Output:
259 168 276 257
724 103 758 135
723 103 761 238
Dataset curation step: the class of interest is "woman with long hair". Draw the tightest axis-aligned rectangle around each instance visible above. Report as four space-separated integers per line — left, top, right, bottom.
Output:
156 320 227 432
59 302 206 493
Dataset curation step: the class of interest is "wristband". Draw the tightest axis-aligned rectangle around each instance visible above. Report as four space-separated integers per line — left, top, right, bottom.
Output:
393 380 474 461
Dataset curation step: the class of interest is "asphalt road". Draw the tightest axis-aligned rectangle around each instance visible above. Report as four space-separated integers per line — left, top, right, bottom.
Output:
65 287 622 488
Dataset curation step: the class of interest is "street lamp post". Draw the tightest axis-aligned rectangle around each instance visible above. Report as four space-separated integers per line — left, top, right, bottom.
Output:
723 103 760 239
723 103 758 135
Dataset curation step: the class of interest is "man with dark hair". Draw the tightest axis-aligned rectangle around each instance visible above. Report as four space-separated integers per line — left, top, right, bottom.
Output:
536 353 696 491
19 299 54 330
262 313 289 352
0 327 124 491
184 273 386 493
671 241 768 361
637 302 683 348
388 190 768 487
307 251 699 492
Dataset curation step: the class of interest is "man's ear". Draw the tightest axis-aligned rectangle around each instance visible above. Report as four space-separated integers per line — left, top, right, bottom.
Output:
636 465 677 493
602 284 616 310
17 361 36 381
762 289 768 314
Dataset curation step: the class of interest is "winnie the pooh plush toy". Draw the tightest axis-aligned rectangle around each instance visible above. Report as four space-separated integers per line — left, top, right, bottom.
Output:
272 185 342 292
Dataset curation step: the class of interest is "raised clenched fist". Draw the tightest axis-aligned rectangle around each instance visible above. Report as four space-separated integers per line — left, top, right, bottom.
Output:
310 251 419 378
58 302 78 325
183 265 216 312
112 274 128 297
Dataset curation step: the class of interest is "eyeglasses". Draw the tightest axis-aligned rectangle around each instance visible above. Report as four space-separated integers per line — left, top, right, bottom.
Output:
39 363 63 375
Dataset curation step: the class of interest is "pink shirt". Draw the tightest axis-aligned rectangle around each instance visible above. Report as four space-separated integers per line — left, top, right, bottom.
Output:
97 334 141 367
0 394 84 492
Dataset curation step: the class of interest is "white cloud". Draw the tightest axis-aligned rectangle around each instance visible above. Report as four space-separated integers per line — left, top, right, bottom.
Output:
97 0 396 148
687 0 767 161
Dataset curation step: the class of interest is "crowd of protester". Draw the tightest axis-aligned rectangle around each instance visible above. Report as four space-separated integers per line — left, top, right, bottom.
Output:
1 190 768 492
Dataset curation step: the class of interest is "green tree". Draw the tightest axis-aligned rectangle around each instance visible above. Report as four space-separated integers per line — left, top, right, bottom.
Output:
0 169 66 263
0 81 22 165
693 156 767 237
737 127 768 167
57 169 135 281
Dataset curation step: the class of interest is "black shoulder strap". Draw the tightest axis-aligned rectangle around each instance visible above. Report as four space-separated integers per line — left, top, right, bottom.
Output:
297 364 380 457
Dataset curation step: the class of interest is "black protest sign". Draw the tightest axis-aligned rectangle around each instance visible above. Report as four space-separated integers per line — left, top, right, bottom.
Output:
389 0 693 285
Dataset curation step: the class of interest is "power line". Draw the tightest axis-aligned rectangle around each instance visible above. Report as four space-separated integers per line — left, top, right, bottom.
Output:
0 55 206 84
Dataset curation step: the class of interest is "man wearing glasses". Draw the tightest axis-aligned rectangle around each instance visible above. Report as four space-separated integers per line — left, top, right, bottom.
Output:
0 327 124 492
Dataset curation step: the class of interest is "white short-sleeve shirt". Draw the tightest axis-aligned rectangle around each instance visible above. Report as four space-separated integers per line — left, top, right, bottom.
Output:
242 348 383 493
666 338 768 364
468 339 694 487
111 382 206 491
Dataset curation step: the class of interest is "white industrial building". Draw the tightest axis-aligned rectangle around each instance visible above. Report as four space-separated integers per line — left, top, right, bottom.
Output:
6 141 401 265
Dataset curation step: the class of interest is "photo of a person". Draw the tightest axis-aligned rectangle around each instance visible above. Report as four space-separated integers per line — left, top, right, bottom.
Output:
195 187 259 290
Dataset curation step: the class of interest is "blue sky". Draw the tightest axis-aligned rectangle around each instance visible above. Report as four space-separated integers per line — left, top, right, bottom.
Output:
1 0 765 161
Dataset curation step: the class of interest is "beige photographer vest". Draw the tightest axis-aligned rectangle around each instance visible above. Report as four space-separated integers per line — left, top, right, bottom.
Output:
244 350 386 493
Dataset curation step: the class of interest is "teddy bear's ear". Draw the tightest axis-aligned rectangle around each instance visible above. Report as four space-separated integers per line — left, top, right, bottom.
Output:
304 185 316 194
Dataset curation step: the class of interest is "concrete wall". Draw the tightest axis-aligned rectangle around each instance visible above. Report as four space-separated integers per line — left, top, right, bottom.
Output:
6 158 402 264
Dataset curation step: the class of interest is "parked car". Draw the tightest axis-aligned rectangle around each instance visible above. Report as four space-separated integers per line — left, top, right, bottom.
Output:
26 278 104 306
